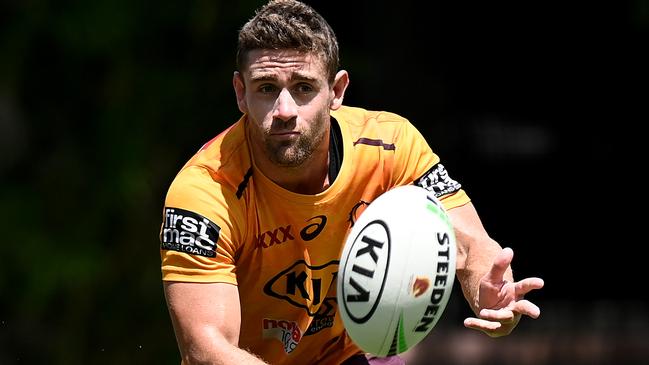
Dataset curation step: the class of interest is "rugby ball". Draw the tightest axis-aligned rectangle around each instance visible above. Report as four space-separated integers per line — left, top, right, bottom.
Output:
337 185 456 356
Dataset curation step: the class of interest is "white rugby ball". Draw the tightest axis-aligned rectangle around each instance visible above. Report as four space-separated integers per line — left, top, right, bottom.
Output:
337 185 456 356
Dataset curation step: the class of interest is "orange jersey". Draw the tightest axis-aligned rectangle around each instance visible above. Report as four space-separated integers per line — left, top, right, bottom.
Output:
160 105 470 364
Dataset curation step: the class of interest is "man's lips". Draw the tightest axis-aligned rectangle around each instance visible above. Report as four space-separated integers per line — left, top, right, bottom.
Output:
270 131 300 136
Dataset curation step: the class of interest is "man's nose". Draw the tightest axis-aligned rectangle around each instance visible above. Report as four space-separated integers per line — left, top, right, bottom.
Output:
273 88 298 122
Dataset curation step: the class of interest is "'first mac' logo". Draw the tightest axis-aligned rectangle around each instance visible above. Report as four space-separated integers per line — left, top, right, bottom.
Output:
160 207 220 257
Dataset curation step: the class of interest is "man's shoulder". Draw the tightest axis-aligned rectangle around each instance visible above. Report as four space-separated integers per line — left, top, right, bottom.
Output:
169 118 251 195
191 119 248 167
333 105 410 127
187 117 248 167
333 105 416 145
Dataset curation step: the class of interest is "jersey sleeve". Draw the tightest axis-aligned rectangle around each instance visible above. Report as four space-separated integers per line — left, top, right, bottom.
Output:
159 165 245 284
392 119 471 210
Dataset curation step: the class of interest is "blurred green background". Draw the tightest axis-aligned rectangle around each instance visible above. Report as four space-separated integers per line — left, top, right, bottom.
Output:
1 0 646 364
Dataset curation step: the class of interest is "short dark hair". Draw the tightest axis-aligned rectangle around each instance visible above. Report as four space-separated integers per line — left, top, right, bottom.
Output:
236 0 340 83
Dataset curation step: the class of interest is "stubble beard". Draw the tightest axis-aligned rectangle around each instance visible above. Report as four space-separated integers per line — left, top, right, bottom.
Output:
264 111 329 168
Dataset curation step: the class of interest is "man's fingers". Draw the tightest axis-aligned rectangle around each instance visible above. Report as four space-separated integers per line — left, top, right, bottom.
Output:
485 247 514 283
513 299 541 319
464 317 502 331
478 308 515 322
515 277 544 295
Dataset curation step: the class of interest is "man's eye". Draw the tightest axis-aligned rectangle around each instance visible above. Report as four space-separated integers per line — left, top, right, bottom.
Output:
259 84 277 93
295 83 313 93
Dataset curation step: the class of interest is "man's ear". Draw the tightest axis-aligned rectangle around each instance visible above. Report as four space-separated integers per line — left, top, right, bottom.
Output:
233 71 248 113
329 70 350 110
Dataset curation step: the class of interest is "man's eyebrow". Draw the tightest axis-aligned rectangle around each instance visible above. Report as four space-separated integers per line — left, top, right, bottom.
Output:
249 72 319 83
249 74 276 83
290 72 318 83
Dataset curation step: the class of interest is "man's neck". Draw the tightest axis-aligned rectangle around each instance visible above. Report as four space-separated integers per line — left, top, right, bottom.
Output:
271 159 330 194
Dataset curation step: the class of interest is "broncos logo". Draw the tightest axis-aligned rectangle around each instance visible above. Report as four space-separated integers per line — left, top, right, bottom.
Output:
411 276 431 298
347 200 370 227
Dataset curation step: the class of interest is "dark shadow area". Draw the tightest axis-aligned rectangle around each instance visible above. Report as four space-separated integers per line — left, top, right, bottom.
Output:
0 0 646 363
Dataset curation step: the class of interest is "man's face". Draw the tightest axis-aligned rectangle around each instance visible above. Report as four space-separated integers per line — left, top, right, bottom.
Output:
236 49 332 168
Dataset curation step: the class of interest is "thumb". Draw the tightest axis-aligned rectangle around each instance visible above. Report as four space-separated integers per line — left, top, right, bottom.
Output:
485 247 513 283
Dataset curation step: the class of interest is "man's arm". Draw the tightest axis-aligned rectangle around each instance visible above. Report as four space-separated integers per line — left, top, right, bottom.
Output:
448 202 544 337
163 282 269 365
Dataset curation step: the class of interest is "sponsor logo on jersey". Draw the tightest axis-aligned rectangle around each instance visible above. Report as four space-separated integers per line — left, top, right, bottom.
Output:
414 164 462 197
262 318 302 354
300 215 327 241
256 215 327 250
264 260 338 316
160 207 220 257
256 225 295 249
304 297 337 336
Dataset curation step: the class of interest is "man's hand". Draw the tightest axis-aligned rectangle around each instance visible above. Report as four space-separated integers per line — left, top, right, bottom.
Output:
463 247 544 337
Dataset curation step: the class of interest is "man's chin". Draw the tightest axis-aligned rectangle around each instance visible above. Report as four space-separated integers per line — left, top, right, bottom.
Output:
269 149 310 168
271 156 307 168
266 140 314 168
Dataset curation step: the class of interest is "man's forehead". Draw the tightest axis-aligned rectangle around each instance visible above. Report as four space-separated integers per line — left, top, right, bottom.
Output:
244 49 326 78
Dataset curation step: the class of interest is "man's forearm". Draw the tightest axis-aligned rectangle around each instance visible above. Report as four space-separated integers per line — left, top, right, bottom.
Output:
180 339 269 365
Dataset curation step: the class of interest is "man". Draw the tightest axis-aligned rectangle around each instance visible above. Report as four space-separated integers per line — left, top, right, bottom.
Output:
159 1 544 364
